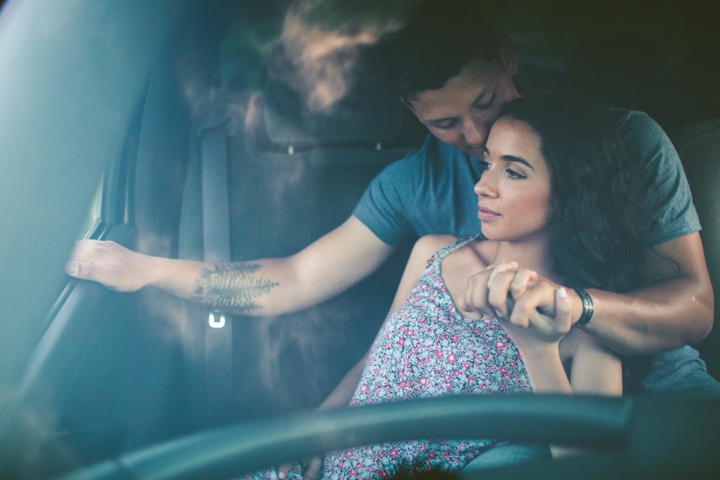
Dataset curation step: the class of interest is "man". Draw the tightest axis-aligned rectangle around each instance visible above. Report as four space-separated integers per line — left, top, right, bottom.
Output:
68 0 715 402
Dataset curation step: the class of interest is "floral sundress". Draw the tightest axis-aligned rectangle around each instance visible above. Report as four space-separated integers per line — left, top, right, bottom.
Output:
243 235 531 479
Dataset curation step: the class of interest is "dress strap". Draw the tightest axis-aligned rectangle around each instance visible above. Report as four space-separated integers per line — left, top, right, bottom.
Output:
426 234 480 268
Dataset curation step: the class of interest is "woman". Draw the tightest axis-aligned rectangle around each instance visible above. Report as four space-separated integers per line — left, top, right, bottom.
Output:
251 93 659 479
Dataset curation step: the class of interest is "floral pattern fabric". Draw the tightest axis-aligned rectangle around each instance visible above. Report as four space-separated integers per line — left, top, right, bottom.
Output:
243 236 531 479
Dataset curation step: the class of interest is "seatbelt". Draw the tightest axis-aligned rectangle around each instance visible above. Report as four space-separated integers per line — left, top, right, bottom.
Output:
197 110 238 427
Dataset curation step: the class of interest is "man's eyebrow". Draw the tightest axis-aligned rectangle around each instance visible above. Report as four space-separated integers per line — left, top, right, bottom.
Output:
502 155 535 170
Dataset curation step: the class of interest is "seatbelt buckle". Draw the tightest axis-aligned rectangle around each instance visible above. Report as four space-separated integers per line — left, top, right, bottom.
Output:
208 310 226 329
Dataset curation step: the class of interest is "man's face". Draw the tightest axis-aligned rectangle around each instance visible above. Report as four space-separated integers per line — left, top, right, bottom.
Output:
404 53 520 158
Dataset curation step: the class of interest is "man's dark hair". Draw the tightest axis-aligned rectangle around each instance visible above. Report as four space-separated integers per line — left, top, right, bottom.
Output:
385 0 501 100
499 93 656 293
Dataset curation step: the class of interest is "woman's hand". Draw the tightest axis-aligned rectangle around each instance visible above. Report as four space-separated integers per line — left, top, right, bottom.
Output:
65 240 154 292
499 285 572 352
277 457 323 480
458 263 573 347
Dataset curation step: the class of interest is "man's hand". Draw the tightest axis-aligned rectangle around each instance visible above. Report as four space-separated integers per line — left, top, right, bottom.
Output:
65 240 153 292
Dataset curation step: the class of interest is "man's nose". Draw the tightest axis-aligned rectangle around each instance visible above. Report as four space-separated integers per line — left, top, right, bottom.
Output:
462 118 488 147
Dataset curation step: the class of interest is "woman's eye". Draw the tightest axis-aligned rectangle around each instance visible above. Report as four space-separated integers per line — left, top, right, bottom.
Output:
506 168 526 179
477 159 490 171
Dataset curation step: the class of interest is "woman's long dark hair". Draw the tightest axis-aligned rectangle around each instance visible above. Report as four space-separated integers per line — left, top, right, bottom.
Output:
499 93 656 293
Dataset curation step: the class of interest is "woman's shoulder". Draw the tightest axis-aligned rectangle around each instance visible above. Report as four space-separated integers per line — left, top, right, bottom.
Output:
407 234 459 265
414 234 458 253
413 234 495 268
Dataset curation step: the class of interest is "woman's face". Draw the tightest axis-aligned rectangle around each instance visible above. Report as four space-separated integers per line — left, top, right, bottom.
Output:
474 117 553 243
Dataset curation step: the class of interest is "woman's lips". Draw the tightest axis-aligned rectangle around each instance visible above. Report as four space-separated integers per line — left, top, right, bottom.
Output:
478 205 500 221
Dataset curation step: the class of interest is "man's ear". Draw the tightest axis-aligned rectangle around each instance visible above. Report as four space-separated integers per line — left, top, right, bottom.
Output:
498 37 518 76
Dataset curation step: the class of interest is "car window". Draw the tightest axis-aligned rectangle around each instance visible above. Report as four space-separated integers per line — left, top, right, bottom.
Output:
76 178 104 240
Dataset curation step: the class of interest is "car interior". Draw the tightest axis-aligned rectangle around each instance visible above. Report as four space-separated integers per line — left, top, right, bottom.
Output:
2 0 720 479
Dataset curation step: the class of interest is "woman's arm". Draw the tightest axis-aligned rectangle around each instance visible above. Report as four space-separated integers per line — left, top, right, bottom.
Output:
317 352 369 410
494 287 574 460
497 293 622 394
461 262 625 459
494 285 574 394
506 289 622 459
278 235 454 480
317 234 458 410
563 329 623 397
550 329 622 459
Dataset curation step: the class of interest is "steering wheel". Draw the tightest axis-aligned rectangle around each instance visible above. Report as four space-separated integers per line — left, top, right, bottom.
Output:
58 395 720 480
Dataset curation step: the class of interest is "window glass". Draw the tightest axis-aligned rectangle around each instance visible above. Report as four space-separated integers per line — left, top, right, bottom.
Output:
77 177 104 240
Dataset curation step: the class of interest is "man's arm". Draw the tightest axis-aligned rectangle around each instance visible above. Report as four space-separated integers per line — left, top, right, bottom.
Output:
579 232 713 355
583 110 714 355
66 216 395 317
462 233 713 356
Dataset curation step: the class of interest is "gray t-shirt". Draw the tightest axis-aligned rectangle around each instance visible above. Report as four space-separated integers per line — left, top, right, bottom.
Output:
353 108 705 391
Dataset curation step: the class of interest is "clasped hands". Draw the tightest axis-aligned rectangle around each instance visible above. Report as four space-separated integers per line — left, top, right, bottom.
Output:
456 262 576 348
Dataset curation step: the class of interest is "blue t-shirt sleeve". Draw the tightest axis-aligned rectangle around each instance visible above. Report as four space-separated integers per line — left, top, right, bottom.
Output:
352 149 421 246
353 135 483 245
616 110 701 245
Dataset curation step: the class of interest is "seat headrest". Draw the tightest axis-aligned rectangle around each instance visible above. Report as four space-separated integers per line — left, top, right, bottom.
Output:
263 41 403 147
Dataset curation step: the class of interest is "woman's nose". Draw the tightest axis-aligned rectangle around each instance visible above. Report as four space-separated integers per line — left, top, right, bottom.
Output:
474 169 497 197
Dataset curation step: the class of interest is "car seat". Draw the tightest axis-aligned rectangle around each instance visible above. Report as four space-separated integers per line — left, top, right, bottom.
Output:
177 39 421 428
669 119 720 379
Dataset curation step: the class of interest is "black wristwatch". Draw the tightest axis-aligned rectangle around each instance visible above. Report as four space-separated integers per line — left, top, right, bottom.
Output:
573 287 594 326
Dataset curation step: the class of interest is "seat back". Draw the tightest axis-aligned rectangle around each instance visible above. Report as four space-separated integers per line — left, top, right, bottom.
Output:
231 41 415 420
178 39 420 423
670 119 720 378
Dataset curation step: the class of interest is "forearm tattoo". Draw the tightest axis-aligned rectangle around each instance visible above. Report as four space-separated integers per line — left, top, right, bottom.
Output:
192 263 279 315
